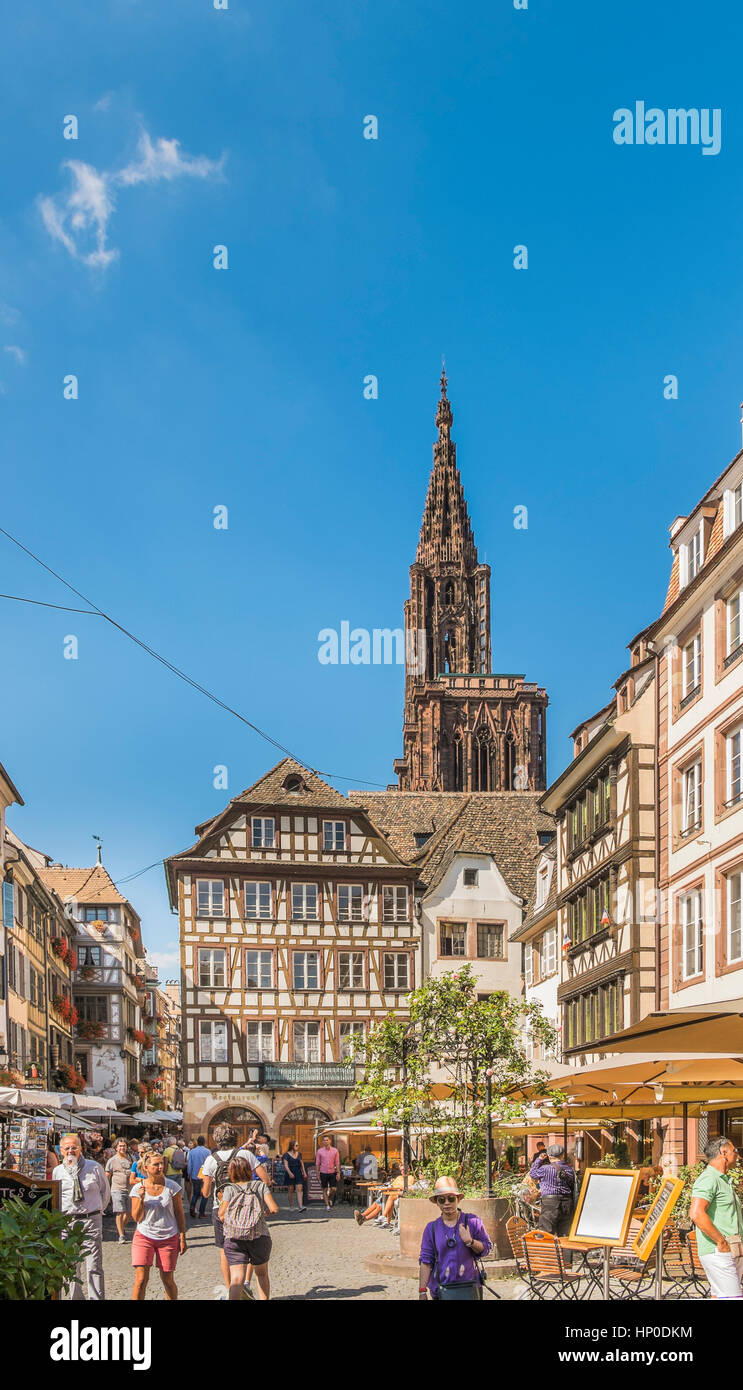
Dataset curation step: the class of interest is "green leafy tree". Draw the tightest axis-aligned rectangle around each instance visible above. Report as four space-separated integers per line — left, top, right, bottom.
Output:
0 1197 88 1300
354 964 561 1187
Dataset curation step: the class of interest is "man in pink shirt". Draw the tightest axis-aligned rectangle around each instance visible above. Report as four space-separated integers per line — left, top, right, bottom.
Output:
315 1134 341 1209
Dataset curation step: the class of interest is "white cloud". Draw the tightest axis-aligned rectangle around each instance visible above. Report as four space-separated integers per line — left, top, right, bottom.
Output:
38 127 224 269
0 302 20 326
146 940 181 973
117 130 224 187
94 93 113 112
4 345 27 365
39 160 117 269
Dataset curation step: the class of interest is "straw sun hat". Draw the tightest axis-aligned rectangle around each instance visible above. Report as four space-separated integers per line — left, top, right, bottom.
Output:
429 1175 464 1203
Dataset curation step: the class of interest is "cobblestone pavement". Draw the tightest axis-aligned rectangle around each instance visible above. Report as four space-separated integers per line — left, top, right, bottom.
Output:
97 1196 523 1301
99 1197 416 1301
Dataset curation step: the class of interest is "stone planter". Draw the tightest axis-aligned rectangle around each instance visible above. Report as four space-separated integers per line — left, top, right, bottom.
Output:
399 1195 513 1261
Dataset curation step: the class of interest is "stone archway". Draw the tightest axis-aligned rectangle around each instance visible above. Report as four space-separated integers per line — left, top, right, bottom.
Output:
278 1105 334 1165
205 1103 267 1149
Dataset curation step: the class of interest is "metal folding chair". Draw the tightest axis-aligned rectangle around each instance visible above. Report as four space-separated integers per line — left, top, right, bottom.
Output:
522 1230 592 1301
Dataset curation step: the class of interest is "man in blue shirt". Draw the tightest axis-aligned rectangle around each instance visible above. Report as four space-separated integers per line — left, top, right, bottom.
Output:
529 1144 576 1238
187 1134 211 1218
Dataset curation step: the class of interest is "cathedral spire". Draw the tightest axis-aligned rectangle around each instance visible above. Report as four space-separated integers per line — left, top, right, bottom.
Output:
394 372 548 793
416 369 476 569
436 362 453 436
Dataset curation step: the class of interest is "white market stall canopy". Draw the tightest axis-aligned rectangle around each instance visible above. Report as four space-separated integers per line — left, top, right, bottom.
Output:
0 1087 117 1113
128 1110 183 1124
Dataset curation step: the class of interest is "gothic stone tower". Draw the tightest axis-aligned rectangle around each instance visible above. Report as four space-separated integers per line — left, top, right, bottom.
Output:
393 371 548 792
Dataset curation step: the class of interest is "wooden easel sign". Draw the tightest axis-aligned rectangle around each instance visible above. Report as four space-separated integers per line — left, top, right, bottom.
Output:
569 1168 641 1247
633 1177 684 1262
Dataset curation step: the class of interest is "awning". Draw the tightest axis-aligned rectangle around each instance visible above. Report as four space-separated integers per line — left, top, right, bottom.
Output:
73 1093 117 1112
509 1053 743 1105
605 1006 743 1055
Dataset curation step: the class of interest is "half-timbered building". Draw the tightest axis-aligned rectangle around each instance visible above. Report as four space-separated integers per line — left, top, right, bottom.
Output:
540 640 657 1062
165 760 419 1151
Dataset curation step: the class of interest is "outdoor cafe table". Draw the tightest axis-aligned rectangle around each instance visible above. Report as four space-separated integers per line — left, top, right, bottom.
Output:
558 1238 605 1295
354 1179 384 1207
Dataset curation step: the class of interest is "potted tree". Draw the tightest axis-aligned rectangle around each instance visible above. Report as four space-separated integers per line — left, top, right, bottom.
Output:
355 964 561 1261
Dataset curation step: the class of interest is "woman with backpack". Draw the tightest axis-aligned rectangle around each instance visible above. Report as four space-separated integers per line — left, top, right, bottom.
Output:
418 1176 492 1301
217 1154 279 1300
201 1122 272 1295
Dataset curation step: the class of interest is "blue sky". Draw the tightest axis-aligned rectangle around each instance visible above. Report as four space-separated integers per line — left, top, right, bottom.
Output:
2 0 743 971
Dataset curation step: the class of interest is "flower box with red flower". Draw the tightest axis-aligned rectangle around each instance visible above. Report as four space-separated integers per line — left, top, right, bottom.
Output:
52 994 73 1022
76 1019 105 1041
0 1067 24 1088
89 919 108 933
79 964 96 981
129 1028 148 1046
51 937 69 962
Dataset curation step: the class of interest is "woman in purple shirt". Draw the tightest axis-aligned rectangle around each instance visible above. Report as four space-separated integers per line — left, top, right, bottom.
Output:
419 1176 492 1300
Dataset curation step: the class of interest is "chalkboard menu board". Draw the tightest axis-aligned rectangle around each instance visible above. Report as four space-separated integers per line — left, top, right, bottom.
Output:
569 1168 641 1247
0 1168 59 1211
633 1177 684 1262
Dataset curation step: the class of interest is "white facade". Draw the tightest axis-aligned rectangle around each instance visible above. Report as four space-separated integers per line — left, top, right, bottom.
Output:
656 449 743 1009
421 851 524 997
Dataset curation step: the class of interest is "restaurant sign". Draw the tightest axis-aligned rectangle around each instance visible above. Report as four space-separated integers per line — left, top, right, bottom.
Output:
0 1168 59 1211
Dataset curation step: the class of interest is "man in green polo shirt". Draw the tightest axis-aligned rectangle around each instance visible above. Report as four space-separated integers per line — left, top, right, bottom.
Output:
690 1136 743 1299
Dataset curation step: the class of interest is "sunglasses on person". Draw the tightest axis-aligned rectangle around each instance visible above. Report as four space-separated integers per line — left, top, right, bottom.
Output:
435 1194 458 1205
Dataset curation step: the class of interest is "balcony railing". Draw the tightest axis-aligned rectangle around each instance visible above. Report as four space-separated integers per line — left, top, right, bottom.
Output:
258 1062 356 1089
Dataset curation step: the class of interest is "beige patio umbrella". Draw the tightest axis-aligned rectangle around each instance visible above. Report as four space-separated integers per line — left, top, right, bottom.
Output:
509 1053 743 1104
606 1003 743 1055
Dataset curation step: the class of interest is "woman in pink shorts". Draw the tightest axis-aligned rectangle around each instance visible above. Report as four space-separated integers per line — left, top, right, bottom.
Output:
130 1151 187 1299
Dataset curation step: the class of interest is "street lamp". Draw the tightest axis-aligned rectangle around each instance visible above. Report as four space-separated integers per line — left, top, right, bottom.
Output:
485 1067 494 1198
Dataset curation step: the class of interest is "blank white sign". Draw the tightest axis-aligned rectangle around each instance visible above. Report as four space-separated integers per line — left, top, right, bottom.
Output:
574 1173 635 1243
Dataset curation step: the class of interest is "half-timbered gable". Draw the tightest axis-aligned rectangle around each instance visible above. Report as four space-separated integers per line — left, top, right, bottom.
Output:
166 758 419 1147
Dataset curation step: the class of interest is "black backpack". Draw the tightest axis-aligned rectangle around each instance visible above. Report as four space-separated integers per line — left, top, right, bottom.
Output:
212 1146 240 1198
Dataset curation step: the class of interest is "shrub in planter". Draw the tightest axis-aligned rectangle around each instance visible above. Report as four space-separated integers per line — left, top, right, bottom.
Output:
79 965 96 981
0 1197 88 1300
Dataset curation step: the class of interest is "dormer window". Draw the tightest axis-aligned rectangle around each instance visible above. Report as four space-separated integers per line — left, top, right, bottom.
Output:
463 869 478 887
282 773 306 794
724 482 743 539
414 831 432 849
680 528 703 587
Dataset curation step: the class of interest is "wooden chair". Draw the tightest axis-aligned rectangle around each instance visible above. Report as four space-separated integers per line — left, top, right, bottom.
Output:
505 1214 528 1274
606 1218 656 1301
522 1230 591 1301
